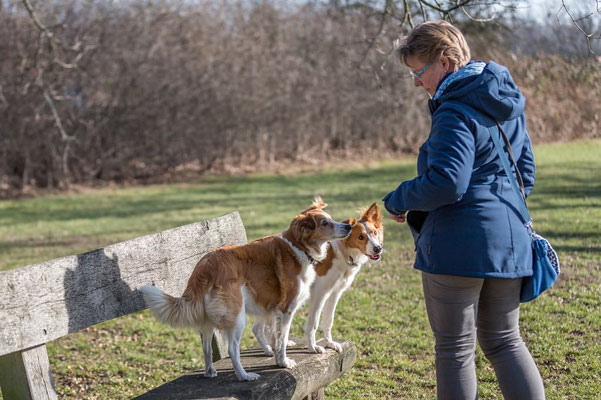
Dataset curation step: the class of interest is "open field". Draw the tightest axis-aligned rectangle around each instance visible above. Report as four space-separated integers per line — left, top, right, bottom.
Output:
1 140 600 399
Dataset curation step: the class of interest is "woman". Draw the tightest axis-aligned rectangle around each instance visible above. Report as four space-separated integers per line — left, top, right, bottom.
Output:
383 21 545 399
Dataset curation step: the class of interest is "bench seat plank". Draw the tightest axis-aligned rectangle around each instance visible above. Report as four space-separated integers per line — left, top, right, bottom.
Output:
134 339 357 400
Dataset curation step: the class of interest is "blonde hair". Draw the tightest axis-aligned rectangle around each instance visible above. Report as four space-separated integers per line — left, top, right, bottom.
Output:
396 20 471 70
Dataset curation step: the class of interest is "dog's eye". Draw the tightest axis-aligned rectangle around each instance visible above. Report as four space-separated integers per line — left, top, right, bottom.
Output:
358 234 365 240
321 220 328 226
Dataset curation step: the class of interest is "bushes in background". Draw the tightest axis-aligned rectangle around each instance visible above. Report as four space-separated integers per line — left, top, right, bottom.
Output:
0 0 599 193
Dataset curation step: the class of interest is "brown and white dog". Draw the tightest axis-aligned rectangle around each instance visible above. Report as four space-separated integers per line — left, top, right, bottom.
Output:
139 197 351 381
253 203 383 354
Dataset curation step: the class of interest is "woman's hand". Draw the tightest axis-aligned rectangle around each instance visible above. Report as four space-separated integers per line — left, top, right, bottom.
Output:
389 212 406 223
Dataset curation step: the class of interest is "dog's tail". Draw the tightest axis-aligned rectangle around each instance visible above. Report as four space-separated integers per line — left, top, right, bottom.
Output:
139 285 204 328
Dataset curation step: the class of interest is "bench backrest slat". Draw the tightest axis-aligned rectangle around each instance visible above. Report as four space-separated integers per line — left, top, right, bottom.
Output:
0 212 247 357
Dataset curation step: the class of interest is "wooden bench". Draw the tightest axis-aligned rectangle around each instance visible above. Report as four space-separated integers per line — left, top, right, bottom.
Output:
0 212 357 399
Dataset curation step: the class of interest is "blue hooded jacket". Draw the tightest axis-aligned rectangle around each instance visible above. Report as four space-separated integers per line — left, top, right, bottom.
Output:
383 61 535 278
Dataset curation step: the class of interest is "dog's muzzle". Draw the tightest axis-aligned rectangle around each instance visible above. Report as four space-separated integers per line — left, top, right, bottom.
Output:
368 244 383 261
335 222 353 239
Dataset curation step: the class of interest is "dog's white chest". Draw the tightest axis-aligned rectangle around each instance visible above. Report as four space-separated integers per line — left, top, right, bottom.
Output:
279 237 317 311
333 258 361 288
295 262 316 307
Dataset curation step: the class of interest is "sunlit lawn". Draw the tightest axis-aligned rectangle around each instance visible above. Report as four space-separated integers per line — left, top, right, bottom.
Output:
1 140 600 399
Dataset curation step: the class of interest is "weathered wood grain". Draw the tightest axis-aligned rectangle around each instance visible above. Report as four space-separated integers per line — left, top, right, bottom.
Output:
303 388 325 400
0 212 247 357
133 339 357 400
0 344 57 400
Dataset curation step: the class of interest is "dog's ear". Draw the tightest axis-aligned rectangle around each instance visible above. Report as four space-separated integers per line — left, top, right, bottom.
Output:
361 203 382 228
289 215 316 240
342 218 357 226
300 215 316 231
312 195 327 209
301 196 327 214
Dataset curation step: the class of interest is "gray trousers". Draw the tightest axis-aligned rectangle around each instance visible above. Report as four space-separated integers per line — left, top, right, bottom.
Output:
422 272 545 400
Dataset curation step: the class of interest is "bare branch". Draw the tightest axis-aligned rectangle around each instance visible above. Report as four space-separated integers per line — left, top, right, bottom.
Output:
403 0 415 28
461 5 498 22
419 0 428 21
573 12 595 23
42 90 74 143
432 0 447 19
21 0 78 68
418 0 473 15
558 0 598 54
361 0 392 64
21 0 52 38
20 0 85 186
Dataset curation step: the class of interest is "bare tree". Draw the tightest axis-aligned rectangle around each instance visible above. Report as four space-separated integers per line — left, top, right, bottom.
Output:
557 0 601 54
13 0 93 188
1 0 599 196
318 0 599 62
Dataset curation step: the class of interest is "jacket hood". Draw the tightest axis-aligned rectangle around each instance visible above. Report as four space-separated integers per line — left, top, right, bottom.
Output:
429 61 525 121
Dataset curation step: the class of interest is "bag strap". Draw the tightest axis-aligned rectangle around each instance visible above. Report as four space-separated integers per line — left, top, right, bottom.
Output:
495 121 527 200
486 122 532 226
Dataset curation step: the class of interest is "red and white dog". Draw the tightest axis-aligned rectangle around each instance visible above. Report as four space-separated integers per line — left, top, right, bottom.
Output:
253 203 383 354
140 197 351 381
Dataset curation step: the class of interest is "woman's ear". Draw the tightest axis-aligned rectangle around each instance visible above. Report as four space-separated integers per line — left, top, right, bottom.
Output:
440 56 448 70
441 56 457 73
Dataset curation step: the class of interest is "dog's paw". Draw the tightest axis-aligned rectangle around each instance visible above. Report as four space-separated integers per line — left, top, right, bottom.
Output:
277 357 297 369
204 366 217 378
262 345 275 357
308 344 326 354
286 339 296 347
238 372 260 381
325 340 343 352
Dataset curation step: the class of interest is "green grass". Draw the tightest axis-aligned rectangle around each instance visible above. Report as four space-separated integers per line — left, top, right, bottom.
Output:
1 140 600 399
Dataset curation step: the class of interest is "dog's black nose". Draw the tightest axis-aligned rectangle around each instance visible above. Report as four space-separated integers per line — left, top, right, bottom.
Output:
343 223 352 231
374 245 382 254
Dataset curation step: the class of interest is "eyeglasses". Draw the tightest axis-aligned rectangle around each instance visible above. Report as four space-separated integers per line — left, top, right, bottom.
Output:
409 63 431 80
